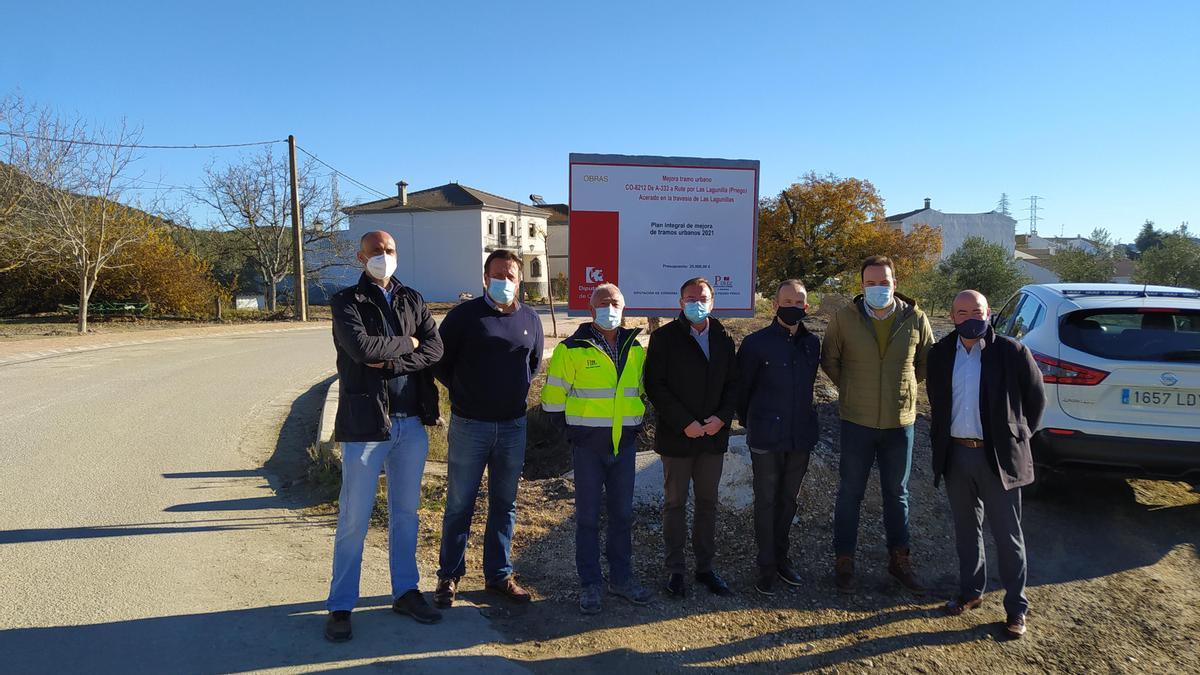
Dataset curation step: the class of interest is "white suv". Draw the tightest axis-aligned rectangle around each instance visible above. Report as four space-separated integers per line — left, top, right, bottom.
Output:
991 283 1200 481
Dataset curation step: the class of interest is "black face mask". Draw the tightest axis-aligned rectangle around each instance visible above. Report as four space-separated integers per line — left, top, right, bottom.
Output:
776 306 807 326
956 318 988 340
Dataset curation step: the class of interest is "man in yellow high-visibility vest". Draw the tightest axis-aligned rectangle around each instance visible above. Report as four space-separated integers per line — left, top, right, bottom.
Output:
541 283 653 615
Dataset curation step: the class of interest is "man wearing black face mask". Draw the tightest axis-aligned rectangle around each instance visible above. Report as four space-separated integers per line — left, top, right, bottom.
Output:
735 280 821 596
926 290 1045 640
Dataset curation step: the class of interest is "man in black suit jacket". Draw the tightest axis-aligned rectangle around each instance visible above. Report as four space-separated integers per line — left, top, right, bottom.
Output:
644 277 738 599
926 290 1045 639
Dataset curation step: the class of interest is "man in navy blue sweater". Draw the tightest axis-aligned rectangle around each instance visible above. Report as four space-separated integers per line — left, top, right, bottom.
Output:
433 249 544 608
736 279 821 597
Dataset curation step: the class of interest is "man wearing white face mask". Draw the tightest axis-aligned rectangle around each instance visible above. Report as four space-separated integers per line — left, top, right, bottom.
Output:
325 230 445 642
432 249 544 608
541 283 652 614
821 255 934 595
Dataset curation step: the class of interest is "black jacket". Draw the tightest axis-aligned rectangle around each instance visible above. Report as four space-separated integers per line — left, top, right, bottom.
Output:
331 274 444 441
736 320 821 453
644 314 738 457
926 326 1046 490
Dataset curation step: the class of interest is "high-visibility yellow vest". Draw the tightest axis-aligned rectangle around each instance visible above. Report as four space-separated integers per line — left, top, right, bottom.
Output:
541 326 646 454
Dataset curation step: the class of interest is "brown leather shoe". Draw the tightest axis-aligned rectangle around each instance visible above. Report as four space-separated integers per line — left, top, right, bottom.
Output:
944 596 984 616
834 555 856 594
485 575 532 603
1005 613 1027 638
434 576 458 608
888 548 926 594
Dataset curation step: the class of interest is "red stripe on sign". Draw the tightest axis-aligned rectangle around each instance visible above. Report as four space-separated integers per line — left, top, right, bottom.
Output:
568 210 619 311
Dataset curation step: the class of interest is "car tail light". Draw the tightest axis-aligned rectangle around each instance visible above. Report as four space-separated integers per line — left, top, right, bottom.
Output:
1046 428 1077 436
1031 351 1110 385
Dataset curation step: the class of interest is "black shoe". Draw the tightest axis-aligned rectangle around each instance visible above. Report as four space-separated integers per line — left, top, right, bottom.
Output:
696 570 733 597
392 589 443 624
754 573 776 596
324 610 352 642
777 562 803 587
665 573 687 598
434 577 458 609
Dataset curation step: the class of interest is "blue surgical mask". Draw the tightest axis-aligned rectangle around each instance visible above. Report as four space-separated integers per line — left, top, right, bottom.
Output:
593 306 622 331
487 277 517 305
864 285 893 310
683 301 711 324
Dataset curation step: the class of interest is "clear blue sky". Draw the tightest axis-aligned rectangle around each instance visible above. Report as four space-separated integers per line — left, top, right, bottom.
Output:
3 0 1197 244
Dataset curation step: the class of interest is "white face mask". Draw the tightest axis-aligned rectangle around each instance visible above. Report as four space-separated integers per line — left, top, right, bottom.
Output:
593 305 622 331
366 253 397 282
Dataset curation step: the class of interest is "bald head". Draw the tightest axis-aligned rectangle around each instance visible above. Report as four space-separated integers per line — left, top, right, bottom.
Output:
359 230 396 257
952 290 989 324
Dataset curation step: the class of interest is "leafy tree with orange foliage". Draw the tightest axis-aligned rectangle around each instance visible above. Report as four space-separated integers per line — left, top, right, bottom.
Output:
98 220 224 317
757 173 942 294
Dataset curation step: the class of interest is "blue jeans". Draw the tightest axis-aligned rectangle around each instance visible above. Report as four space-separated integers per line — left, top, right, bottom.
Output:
326 416 429 612
572 435 637 586
833 420 914 557
437 413 527 582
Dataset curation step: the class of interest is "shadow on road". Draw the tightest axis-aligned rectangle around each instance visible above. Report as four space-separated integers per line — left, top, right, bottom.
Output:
0 595 519 674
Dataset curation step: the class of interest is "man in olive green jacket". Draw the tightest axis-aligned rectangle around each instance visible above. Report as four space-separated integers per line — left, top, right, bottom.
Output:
821 255 934 594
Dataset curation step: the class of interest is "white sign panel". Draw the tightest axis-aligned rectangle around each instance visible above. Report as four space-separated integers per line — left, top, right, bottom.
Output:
568 154 759 317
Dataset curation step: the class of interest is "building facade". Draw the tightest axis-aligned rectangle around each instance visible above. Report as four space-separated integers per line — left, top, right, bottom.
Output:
328 182 551 302
886 198 1017 259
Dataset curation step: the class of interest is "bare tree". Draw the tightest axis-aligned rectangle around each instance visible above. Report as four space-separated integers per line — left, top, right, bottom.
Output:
2 96 149 332
199 147 349 311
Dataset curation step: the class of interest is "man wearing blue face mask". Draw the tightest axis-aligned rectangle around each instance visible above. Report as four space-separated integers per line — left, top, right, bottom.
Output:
926 290 1044 639
433 249 544 608
541 283 652 614
645 277 739 598
821 255 934 594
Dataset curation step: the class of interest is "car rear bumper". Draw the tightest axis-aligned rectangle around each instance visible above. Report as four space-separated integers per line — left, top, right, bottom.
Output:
1033 429 1200 479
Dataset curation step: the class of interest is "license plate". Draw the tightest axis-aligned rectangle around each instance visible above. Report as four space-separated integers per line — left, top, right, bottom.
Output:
1121 388 1200 408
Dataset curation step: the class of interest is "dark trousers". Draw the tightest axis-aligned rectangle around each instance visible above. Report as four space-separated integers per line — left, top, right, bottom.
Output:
750 449 810 573
572 436 637 587
662 452 724 574
944 443 1028 617
833 420 914 557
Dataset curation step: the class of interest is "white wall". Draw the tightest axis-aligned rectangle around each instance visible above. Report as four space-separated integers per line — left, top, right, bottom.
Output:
900 211 1016 259
341 210 487 302
1017 259 1061 284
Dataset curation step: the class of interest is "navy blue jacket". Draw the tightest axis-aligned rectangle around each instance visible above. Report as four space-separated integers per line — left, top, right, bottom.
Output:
434 297 544 422
331 274 443 442
735 319 821 453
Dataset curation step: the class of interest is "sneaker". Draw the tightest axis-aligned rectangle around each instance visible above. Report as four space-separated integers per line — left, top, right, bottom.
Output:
324 610 352 642
754 573 776 596
579 584 603 615
434 576 458 609
834 555 856 594
777 562 803 587
392 589 443 624
1005 613 1027 639
608 578 653 606
887 547 926 594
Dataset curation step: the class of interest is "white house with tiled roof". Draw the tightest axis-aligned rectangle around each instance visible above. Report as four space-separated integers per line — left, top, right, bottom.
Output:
331 182 551 302
885 198 1016 259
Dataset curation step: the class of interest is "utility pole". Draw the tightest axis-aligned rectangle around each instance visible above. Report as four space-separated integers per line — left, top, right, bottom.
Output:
1024 195 1043 236
288 134 307 321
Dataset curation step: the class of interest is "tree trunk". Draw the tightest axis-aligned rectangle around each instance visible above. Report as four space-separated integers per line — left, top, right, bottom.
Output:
77 269 89 334
267 281 278 312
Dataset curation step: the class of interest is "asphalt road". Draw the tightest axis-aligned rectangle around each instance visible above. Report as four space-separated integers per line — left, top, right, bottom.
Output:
0 326 525 674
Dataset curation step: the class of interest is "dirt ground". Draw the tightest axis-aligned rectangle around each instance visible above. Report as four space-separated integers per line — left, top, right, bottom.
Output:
308 310 1199 673
0 306 332 340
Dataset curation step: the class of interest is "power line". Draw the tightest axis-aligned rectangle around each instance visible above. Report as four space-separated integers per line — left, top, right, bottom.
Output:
0 129 284 149
294 144 391 201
